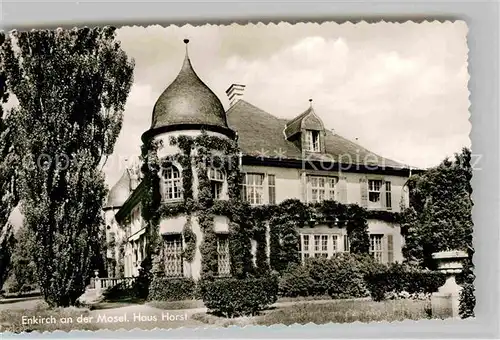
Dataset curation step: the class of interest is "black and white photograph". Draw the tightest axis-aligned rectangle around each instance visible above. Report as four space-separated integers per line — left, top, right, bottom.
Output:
0 21 474 333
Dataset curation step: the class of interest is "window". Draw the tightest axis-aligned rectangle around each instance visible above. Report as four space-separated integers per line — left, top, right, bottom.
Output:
331 235 338 252
162 166 182 201
305 130 320 152
307 176 336 203
300 234 340 261
312 235 328 258
385 181 392 209
217 234 230 276
163 234 183 277
368 179 382 207
268 174 276 205
370 234 384 263
241 173 265 205
209 167 224 200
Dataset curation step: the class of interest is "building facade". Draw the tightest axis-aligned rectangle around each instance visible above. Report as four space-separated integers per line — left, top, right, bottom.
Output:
103 40 413 280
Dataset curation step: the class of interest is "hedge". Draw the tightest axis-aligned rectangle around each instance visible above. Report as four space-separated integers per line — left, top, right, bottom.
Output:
364 263 446 301
279 253 382 299
200 275 278 317
147 277 196 301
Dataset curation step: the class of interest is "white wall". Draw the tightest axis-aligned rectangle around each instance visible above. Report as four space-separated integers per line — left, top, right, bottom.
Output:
368 219 404 263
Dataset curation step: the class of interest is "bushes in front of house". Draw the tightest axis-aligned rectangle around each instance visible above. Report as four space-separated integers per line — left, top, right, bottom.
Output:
364 263 446 301
147 277 197 301
277 254 447 302
279 253 382 299
200 275 278 317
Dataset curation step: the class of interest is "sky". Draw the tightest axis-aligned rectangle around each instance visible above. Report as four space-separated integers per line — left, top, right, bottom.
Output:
101 21 470 188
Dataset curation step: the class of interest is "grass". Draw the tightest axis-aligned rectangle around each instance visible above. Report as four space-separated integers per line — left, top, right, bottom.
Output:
277 295 340 303
193 299 435 327
90 296 145 311
147 299 205 310
0 301 98 333
256 299 434 326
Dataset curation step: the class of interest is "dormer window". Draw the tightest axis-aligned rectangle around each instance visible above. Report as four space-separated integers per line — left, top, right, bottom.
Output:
305 130 320 152
161 165 182 201
208 167 225 199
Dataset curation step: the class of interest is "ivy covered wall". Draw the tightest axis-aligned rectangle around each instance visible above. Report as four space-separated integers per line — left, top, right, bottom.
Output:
139 131 401 282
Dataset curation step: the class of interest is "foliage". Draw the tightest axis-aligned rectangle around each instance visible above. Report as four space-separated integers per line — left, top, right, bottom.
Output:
200 275 278 317
399 148 474 316
400 148 473 269
181 216 196 262
278 254 380 299
141 132 244 280
0 223 15 289
278 264 315 298
147 277 196 301
140 131 394 282
459 282 475 318
1 27 134 306
6 225 38 293
364 263 446 301
0 36 19 234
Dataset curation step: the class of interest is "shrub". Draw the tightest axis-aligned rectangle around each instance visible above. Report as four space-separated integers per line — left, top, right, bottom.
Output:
279 264 315 297
279 253 381 299
147 277 196 301
200 275 278 317
459 282 475 318
364 263 446 301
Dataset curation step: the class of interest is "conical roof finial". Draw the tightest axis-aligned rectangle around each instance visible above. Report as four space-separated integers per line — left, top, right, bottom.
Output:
309 98 313 107
183 38 190 56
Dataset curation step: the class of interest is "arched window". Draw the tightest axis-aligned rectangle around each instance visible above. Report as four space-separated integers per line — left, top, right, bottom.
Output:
161 165 182 201
208 167 225 199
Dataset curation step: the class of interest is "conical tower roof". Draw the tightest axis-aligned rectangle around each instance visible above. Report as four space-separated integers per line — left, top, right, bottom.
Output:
104 171 131 210
143 39 234 140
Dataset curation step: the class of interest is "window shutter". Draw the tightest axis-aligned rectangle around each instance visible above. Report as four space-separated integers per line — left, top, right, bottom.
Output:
385 181 392 210
381 179 386 209
359 177 368 208
337 176 348 203
387 234 394 264
302 172 308 202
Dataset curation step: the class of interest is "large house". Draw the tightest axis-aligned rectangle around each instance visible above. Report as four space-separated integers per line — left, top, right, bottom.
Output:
102 40 413 280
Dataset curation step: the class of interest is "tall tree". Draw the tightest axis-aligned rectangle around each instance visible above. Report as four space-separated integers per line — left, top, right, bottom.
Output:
0 31 19 289
1 27 134 306
0 223 15 290
400 147 474 269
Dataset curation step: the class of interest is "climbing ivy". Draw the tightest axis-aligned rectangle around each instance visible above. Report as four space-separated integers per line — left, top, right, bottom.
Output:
181 216 196 263
141 131 400 280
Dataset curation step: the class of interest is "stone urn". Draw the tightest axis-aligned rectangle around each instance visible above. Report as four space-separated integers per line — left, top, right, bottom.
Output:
431 250 468 319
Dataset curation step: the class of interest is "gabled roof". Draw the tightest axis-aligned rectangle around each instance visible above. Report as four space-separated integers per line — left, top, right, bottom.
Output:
284 106 312 139
227 100 407 169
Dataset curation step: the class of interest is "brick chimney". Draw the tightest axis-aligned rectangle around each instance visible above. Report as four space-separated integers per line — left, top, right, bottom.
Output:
226 84 246 107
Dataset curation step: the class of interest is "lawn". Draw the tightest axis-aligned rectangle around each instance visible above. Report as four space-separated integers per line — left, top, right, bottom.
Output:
256 299 434 326
0 301 98 333
192 299 435 327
